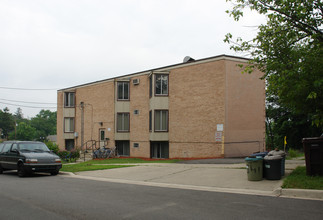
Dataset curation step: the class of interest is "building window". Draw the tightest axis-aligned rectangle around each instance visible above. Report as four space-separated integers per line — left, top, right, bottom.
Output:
65 139 74 151
117 82 129 100
64 92 75 107
64 117 75 133
149 75 152 97
155 74 168 96
117 113 130 132
116 141 130 156
149 110 152 132
151 142 169 159
154 110 168 132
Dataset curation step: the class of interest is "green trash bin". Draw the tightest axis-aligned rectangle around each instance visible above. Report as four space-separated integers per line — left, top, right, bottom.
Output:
245 157 263 181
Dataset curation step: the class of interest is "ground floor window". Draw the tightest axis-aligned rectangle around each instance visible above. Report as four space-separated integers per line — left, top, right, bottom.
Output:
150 141 169 159
116 141 130 156
65 139 74 151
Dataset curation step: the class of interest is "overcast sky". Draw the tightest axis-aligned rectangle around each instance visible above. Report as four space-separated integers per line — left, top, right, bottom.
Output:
0 0 265 118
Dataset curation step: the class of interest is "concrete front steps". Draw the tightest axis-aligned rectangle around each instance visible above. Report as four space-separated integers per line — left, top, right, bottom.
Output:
76 151 93 163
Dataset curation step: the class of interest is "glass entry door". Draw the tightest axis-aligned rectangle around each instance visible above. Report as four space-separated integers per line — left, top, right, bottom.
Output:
99 129 106 148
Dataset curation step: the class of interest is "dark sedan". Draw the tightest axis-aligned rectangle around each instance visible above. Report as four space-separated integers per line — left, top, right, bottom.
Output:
0 141 62 177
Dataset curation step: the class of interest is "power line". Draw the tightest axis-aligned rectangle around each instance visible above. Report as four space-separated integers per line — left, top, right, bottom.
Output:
0 98 56 105
0 86 58 91
0 101 57 109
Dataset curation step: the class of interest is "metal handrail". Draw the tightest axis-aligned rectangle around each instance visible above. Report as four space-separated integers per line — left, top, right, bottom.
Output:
81 140 109 161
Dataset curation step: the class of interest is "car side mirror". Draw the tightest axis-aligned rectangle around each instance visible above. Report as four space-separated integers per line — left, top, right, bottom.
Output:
11 149 19 154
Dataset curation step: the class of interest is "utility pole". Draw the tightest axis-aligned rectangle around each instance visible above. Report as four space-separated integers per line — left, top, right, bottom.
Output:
14 119 17 140
80 102 84 151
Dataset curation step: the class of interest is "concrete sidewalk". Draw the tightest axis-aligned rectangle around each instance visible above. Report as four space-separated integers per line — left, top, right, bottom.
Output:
65 159 323 200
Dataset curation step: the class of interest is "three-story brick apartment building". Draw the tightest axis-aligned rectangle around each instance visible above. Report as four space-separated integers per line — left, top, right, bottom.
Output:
57 55 265 158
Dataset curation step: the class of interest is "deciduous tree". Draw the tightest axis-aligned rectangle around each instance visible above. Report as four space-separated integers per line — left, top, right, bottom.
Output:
224 0 323 128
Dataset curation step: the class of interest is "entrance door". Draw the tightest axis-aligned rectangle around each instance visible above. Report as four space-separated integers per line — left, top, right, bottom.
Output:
99 129 106 148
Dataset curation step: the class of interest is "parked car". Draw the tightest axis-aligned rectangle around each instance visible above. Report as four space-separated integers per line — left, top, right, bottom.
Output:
0 141 62 177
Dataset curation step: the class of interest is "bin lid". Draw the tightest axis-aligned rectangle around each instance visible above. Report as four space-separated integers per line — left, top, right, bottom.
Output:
245 157 263 161
250 152 268 157
302 137 323 143
264 155 282 160
268 149 286 156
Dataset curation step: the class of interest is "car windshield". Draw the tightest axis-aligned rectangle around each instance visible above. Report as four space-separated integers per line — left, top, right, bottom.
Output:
19 143 50 152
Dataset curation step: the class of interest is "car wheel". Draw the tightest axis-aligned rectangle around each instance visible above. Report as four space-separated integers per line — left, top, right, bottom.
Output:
0 164 3 174
17 163 27 177
51 170 59 176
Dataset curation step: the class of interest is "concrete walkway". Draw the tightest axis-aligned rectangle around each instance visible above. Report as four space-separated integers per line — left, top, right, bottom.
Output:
64 158 323 201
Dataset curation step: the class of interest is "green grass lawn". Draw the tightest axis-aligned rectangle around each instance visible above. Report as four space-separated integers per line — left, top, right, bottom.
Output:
285 149 304 160
282 166 323 190
61 163 134 172
61 158 181 173
82 158 182 165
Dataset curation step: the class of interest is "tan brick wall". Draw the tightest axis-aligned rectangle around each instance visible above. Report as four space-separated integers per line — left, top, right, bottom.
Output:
76 81 115 149
56 56 265 159
129 74 150 157
169 61 226 158
56 91 64 150
224 60 266 157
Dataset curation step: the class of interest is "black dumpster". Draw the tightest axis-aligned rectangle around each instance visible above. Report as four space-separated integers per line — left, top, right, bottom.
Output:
302 137 323 176
264 155 282 180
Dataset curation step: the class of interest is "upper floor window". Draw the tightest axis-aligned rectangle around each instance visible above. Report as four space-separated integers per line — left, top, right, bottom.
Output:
117 113 130 132
117 82 129 100
64 117 75 133
64 92 75 107
149 75 152 97
155 74 168 96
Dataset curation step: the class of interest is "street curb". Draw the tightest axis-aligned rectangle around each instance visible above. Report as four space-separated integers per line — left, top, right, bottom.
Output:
63 173 323 201
67 174 278 197
59 171 76 176
280 188 323 201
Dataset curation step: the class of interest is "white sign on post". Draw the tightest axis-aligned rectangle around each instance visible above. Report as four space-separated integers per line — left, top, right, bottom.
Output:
217 124 223 131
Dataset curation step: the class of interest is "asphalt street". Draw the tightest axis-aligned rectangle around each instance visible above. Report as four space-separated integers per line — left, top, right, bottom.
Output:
0 171 323 220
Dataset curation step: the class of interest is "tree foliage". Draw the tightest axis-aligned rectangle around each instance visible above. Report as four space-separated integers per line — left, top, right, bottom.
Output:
11 122 37 141
0 107 57 141
0 108 15 139
30 110 57 141
225 0 323 127
266 96 321 149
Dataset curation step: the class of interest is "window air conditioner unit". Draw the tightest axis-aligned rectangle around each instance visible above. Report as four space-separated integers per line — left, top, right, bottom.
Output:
132 78 140 85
